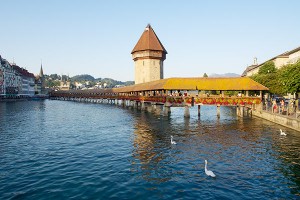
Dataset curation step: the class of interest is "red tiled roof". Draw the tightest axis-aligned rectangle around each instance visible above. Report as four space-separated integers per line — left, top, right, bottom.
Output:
12 64 35 78
131 24 167 54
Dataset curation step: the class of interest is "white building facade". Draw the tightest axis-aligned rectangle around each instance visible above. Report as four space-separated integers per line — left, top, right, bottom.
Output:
0 57 22 97
0 55 36 98
242 46 300 77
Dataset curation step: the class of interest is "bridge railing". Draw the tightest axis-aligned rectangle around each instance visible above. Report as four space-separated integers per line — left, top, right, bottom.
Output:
190 96 261 105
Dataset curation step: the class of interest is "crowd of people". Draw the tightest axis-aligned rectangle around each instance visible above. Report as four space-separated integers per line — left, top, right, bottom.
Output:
264 97 299 116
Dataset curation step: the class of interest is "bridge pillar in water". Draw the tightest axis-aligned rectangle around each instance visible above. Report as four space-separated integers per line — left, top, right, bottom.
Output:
184 106 190 118
152 103 157 112
146 103 153 112
217 105 220 118
163 106 171 116
246 107 252 117
198 105 201 117
236 105 245 117
141 101 145 110
154 104 163 115
240 105 244 117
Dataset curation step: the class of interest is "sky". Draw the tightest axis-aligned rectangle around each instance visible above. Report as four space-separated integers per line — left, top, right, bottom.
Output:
1 0 299 81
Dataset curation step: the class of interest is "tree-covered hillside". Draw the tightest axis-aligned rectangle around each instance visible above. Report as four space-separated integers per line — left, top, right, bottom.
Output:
44 74 134 89
71 74 95 82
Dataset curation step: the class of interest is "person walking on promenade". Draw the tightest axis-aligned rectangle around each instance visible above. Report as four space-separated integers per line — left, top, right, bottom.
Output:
272 100 277 113
280 99 285 114
289 99 295 115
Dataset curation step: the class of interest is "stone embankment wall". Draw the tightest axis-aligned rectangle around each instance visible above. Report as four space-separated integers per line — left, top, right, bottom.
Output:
252 110 300 132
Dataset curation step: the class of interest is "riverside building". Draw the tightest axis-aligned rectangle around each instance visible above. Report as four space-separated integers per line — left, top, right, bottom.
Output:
0 55 38 98
242 46 300 77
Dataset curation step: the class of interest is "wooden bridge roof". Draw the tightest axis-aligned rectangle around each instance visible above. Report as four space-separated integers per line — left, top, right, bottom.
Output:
54 77 268 94
114 77 269 93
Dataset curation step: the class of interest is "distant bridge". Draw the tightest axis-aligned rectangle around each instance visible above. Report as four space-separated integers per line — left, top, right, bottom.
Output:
50 77 268 118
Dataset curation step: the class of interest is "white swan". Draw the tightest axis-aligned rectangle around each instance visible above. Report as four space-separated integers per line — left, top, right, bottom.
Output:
280 129 287 136
171 136 177 145
205 160 216 177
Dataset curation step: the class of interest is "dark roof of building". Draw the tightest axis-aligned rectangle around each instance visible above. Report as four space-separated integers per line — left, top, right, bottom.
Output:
12 64 35 78
279 46 300 57
241 64 258 77
131 24 167 54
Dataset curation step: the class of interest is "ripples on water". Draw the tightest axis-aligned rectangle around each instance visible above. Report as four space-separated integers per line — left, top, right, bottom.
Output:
0 100 299 199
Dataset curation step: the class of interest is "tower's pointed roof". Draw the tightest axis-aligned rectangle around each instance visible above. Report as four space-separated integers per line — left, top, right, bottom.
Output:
131 24 167 54
39 63 44 77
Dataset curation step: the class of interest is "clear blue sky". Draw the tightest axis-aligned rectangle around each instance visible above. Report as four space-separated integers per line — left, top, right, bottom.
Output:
1 0 299 81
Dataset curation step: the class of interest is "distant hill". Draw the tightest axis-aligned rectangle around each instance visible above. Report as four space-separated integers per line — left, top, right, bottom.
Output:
71 74 95 82
70 74 134 88
209 73 240 77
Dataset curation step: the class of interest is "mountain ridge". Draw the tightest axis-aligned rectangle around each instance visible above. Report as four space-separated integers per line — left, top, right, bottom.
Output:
209 73 240 77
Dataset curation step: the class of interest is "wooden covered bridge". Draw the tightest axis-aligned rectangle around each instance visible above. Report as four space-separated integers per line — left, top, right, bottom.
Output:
50 77 268 117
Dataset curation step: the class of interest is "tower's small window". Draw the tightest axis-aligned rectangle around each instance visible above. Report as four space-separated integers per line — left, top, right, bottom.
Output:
153 60 155 65
143 61 144 66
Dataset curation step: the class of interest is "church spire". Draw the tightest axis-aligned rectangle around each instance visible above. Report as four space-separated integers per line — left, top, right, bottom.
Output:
39 62 44 77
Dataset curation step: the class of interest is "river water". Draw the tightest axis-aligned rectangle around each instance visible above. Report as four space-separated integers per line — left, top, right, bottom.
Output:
0 100 299 199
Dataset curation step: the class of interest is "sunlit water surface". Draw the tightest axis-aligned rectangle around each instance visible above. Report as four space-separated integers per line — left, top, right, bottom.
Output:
0 100 299 199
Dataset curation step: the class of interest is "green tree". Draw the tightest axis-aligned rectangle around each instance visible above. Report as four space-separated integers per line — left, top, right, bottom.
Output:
258 61 276 75
49 74 59 80
46 80 60 88
203 73 208 77
251 72 283 95
251 60 300 96
278 61 300 94
71 74 95 82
